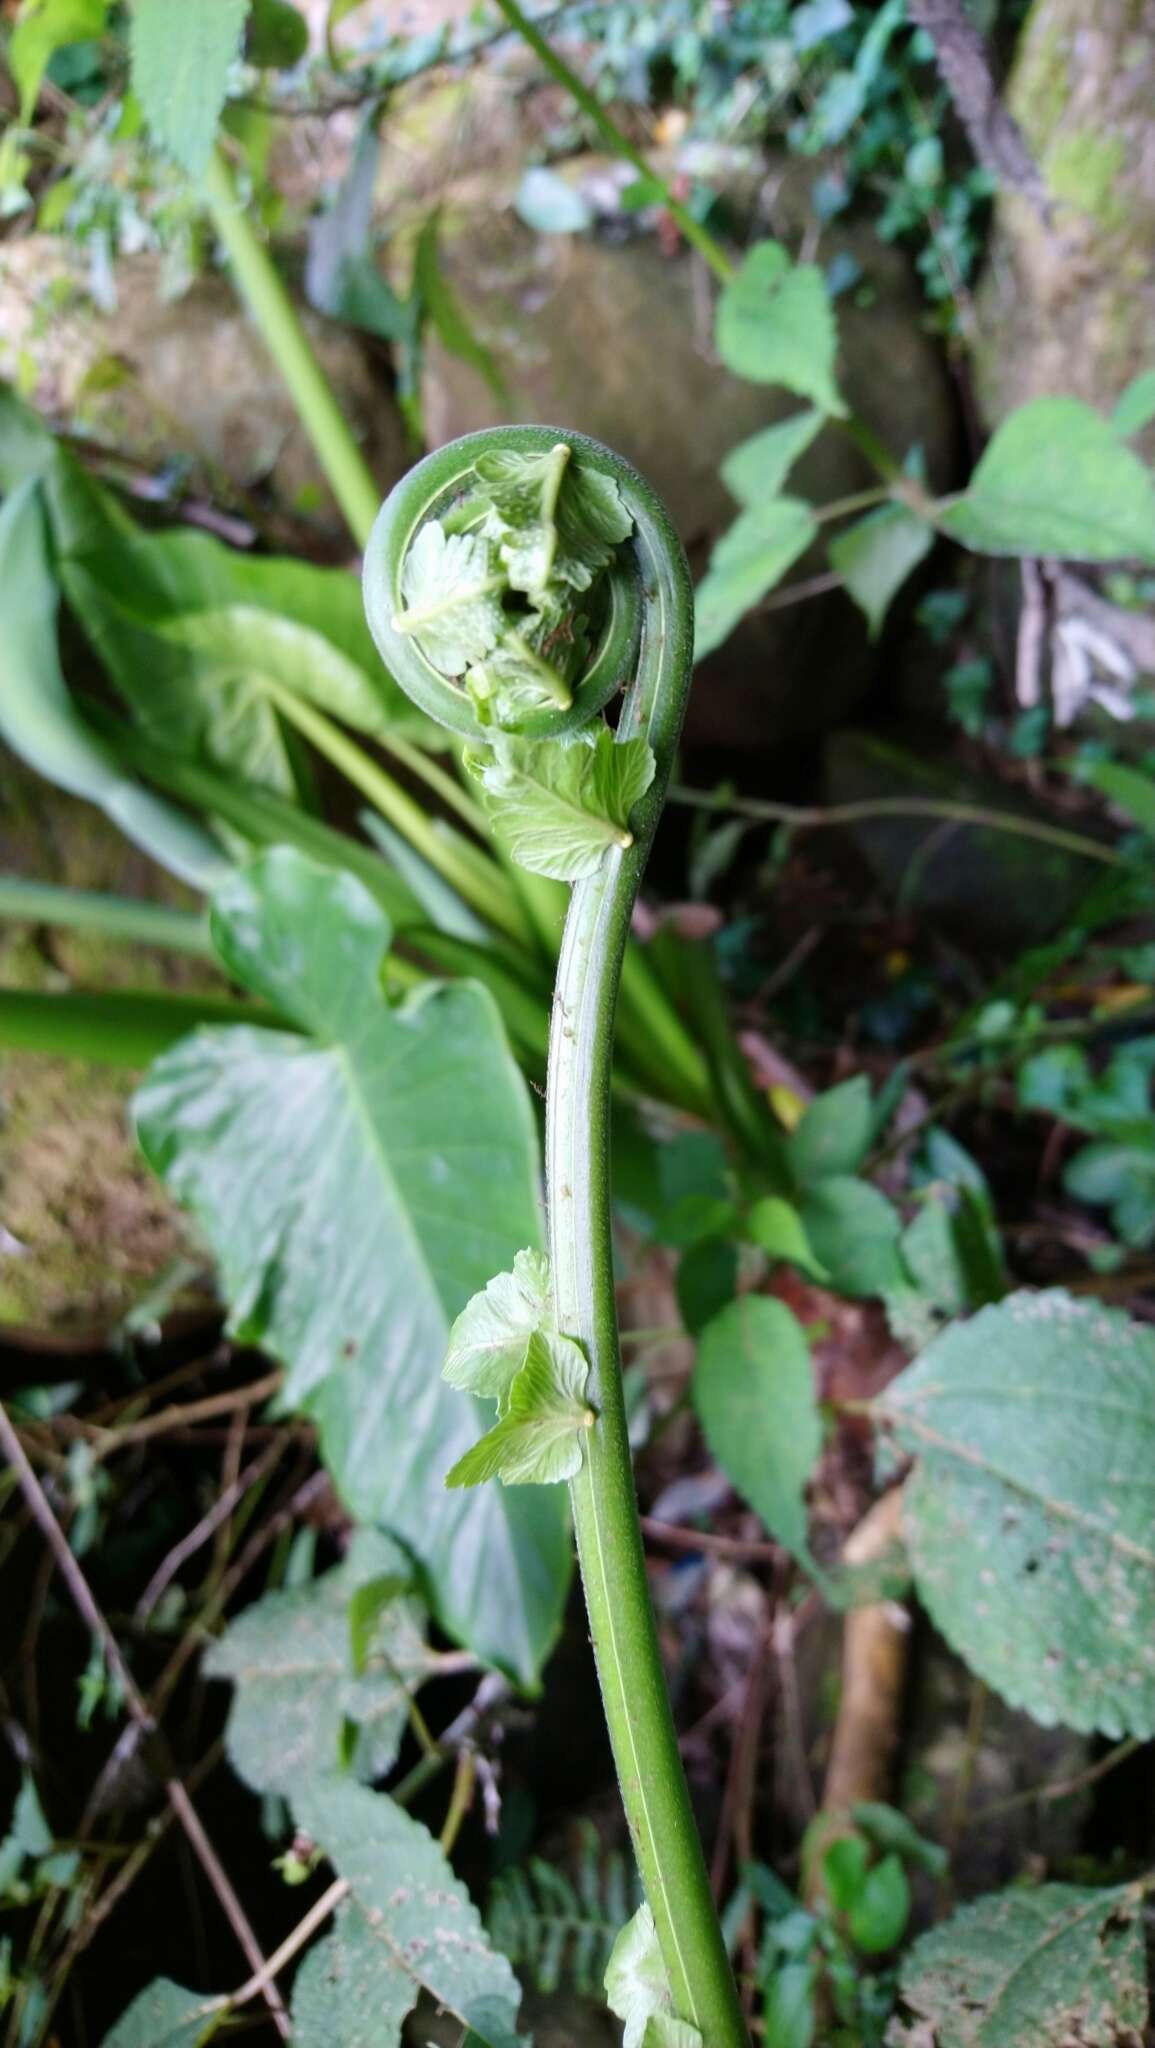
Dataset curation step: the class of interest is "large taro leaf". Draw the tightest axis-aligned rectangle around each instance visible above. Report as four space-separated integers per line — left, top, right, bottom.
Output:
290 1778 522 2048
134 849 566 1684
202 1529 438 1794
891 1881 1148 2047
879 1290 1155 1737
40 451 434 797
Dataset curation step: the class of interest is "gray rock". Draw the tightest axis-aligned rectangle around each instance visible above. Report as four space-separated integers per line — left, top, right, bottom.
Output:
0 238 408 540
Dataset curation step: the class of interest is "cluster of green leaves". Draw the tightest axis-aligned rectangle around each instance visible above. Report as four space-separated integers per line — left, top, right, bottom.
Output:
1020 1034 1155 1251
741 1805 944 2048
696 237 1155 660
580 0 994 322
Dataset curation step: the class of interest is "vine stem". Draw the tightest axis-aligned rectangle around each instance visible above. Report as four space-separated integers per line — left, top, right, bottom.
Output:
545 465 749 2047
203 148 381 549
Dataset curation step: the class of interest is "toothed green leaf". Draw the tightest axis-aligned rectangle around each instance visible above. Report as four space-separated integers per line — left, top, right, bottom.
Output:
720 409 824 505
716 240 846 417
202 1530 434 1795
468 729 656 881
443 1250 554 1405
466 612 588 725
474 447 632 597
290 1778 521 2048
446 1329 593 1488
130 0 249 180
102 1978 222 2048
392 520 506 675
605 1905 701 2048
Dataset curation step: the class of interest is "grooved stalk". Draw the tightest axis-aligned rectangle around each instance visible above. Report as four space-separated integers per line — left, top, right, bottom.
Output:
546 482 749 2048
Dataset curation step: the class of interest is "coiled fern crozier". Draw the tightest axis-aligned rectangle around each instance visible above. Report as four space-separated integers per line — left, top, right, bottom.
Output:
365 429 748 2048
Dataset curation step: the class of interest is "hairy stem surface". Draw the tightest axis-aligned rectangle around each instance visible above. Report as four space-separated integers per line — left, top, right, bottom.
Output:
545 463 749 2048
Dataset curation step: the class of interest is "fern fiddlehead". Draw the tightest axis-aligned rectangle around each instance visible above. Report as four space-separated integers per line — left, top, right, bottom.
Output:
365 428 748 2048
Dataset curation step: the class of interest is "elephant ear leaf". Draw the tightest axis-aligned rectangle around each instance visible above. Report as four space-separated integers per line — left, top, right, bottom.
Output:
134 847 567 1685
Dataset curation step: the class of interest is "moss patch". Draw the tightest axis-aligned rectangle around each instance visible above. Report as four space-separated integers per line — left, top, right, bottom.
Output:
1046 131 1126 230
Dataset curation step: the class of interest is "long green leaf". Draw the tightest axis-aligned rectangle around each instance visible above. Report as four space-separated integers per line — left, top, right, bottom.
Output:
0 481 228 891
129 0 250 179
0 988 277 1065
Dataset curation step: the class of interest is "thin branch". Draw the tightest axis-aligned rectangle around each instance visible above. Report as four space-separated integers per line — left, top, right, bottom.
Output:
134 1435 287 1623
227 1877 350 2011
83 1371 284 1460
0 1403 291 2040
669 784 1123 867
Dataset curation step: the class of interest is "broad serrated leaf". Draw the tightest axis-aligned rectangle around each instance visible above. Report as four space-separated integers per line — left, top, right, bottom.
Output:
692 1296 820 1563
202 1530 434 1794
290 1778 521 2048
716 241 846 417
469 729 656 881
446 1328 593 1488
789 1075 874 1186
937 398 1155 563
693 499 817 660
878 1290 1155 1736
828 502 934 638
474 442 572 593
800 1176 905 1299
130 0 249 179
604 1905 701 2048
135 849 566 1685
102 1979 222 2048
892 1881 1148 2047
443 1251 554 1403
0 479 227 890
473 445 632 596
392 520 506 675
720 410 824 505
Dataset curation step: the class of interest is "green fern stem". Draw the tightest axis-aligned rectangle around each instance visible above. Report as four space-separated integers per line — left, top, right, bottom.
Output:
364 429 748 2048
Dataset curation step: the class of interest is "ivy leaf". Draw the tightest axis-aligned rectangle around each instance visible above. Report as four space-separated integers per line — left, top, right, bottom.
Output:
443 1250 554 1404
828 503 934 638
129 0 250 180
692 1296 820 1564
892 1881 1148 2047
720 410 824 505
800 1177 906 1299
789 1076 874 1186
746 1197 831 1284
446 1329 594 1488
135 849 566 1686
102 1980 222 2048
473 446 633 596
878 1290 1155 1736
693 500 817 661
1111 368 1155 441
716 241 847 418
469 729 656 881
391 520 506 676
937 398 1155 563
290 1778 522 2048
202 1530 435 1795
605 1904 702 2048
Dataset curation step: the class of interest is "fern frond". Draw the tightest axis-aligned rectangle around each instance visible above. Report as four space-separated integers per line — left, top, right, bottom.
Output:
487 1820 643 1997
